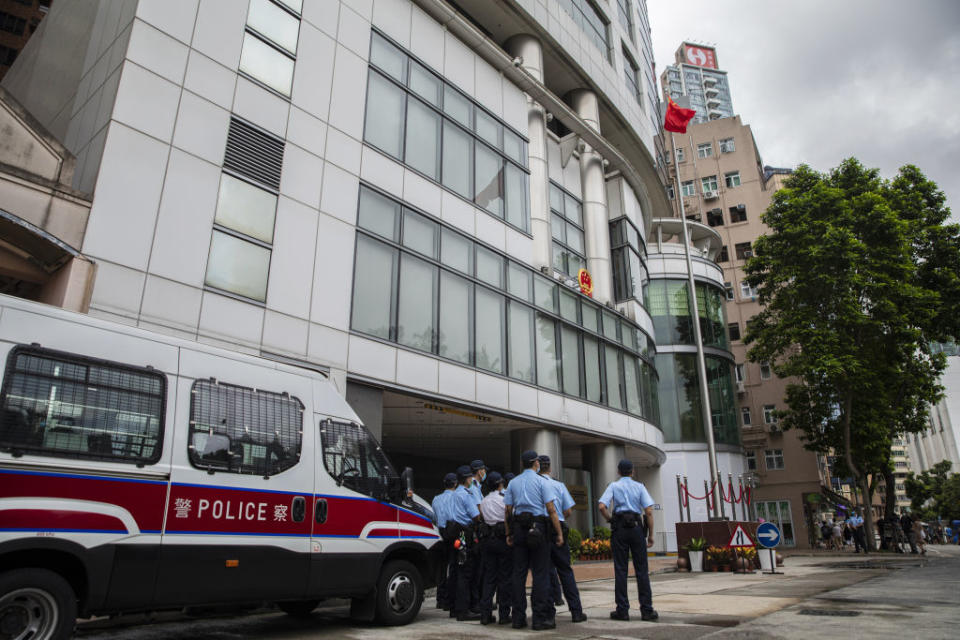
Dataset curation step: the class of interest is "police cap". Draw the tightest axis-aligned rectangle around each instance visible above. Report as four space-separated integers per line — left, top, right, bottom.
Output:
538 454 551 465
456 465 473 479
470 459 487 472
443 472 457 487
521 450 539 464
504 472 516 484
487 471 503 486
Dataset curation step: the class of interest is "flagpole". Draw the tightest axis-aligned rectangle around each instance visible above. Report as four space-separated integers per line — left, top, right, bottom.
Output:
669 129 720 520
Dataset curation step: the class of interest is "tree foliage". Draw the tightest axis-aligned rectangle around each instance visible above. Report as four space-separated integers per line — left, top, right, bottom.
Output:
744 159 960 547
904 460 957 520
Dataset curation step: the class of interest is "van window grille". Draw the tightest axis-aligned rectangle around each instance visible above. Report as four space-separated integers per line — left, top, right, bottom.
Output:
0 346 165 464
223 117 285 190
188 379 302 476
320 420 398 499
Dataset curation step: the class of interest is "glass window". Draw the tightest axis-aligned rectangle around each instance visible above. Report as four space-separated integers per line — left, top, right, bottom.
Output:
475 246 503 288
604 345 623 409
583 336 602 402
320 421 398 499
701 175 718 192
760 362 772 379
0 347 165 464
443 85 472 127
602 310 619 340
508 262 532 301
215 173 278 243
397 253 437 352
675 147 685 162
439 270 472 365
239 32 295 95
763 404 778 424
559 289 578 323
442 121 472 199
623 356 641 415
474 110 500 148
746 451 756 470
764 449 784 470
475 287 504 374
246 0 300 54
402 208 439 258
617 0 634 42
441 228 472 274
560 325 580 396
475 144 503 216
728 322 741 341
582 304 599 333
504 130 524 164
351 235 397 339
742 406 751 425
719 137 735 153
725 171 741 188
564 193 582 225
409 61 441 106
504 163 528 230
369 32 406 81
681 180 696 197
365 72 406 158
357 186 400 241
534 275 557 312
697 142 713 158
536 314 559 391
623 47 640 102
189 379 302 476
405 97 441 179
508 303 535 382
205 230 271 301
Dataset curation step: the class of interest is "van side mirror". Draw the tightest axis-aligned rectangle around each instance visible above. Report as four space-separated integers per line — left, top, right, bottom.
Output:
401 467 414 496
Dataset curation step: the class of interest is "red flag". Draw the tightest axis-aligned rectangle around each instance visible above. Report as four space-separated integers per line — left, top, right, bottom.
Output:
664 96 696 133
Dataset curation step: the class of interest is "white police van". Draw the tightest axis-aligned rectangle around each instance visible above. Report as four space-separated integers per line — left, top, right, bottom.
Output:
0 295 439 639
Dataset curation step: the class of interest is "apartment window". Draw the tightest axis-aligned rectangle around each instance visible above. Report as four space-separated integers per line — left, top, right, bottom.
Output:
616 0 634 42
760 363 772 380
719 137 735 153
622 47 641 105
745 450 757 470
681 180 696 197
724 282 734 300
0 44 17 67
740 280 758 299
730 204 747 223
550 183 586 277
697 142 713 158
666 185 674 199
0 11 26 36
701 175 718 193
558 0 611 61
728 322 741 342
895 461 908 469
735 363 744 382
717 245 729 262
763 404 778 424
706 208 723 227
610 216 648 303
734 241 752 260
675 146 685 162
725 171 741 188
742 406 752 426
764 449 784 470
365 32 530 232
239 0 302 96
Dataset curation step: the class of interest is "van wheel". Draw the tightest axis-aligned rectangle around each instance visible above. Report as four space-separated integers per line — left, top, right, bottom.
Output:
276 600 320 617
0 568 76 640
374 560 422 626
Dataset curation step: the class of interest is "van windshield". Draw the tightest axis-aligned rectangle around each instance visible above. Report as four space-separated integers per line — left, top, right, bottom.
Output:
320 420 399 500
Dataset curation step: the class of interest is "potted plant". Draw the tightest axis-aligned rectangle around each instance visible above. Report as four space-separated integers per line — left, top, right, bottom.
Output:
685 537 707 572
737 546 757 572
706 545 727 571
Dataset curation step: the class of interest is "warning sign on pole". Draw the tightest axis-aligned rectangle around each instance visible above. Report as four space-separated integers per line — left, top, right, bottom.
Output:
727 524 755 548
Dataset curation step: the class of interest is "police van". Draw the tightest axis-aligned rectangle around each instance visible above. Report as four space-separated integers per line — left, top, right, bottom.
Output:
0 295 439 639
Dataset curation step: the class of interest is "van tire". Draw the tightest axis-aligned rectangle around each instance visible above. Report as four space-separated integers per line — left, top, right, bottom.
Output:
0 568 77 640
277 599 320 617
374 560 422 626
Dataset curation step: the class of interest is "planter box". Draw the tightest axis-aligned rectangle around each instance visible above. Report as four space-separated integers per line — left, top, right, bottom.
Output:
688 550 704 572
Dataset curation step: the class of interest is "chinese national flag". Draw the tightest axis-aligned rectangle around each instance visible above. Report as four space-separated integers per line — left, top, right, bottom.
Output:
664 96 696 133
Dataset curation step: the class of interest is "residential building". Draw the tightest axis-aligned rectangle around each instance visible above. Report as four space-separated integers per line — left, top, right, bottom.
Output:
659 41 733 124
907 342 960 474
0 0 51 81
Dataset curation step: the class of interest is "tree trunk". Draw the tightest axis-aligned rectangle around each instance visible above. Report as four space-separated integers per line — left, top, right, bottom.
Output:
861 478 875 552
841 395 874 551
882 467 897 521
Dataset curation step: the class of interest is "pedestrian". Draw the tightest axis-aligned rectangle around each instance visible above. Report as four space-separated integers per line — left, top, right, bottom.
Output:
431 472 458 611
831 518 843 551
503 449 565 631
450 465 482 621
468 460 487 609
478 472 512 625
538 455 587 623
912 515 925 555
846 509 866 553
599 458 658 623
901 510 918 554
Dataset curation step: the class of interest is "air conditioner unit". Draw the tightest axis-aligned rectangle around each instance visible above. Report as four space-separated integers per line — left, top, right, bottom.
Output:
736 382 745 394
768 424 781 434
743 250 754 258
687 214 702 222
703 190 718 200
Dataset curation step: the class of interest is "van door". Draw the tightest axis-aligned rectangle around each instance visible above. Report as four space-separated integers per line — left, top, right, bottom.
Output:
154 349 314 606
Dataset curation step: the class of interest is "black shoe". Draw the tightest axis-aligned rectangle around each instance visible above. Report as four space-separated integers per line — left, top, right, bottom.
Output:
572 611 588 623
641 609 660 622
480 613 495 625
512 619 528 629
610 610 630 621
457 612 481 621
532 620 556 631
554 598 565 606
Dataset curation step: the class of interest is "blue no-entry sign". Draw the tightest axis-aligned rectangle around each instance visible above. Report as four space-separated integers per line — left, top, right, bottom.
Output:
756 522 781 548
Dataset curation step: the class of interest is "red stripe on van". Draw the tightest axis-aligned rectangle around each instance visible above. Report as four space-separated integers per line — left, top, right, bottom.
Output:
0 509 127 533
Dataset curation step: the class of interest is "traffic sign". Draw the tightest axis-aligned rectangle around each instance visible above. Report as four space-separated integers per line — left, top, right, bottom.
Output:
756 522 781 548
727 524 754 548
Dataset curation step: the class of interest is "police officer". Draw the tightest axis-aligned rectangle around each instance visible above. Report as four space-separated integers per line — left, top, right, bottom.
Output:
478 471 512 625
467 459 487 608
469 460 487 504
599 458 658 622
538 455 587 623
503 450 564 631
431 473 458 611
450 465 482 621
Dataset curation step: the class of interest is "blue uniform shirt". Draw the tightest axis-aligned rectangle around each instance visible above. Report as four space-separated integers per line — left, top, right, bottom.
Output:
431 489 455 528
467 481 483 505
451 485 480 525
846 515 863 528
544 475 575 522
599 476 654 514
503 468 554 516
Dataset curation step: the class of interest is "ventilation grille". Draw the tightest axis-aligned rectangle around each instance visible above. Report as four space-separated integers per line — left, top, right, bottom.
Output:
223 117 285 190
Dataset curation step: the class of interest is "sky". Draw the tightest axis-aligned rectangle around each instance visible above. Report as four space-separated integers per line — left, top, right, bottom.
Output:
647 0 960 221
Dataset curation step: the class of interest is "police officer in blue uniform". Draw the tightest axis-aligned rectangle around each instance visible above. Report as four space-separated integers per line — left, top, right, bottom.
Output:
432 472 458 610
468 459 486 504
599 458 658 622
451 465 482 621
538 455 587 623
478 471 512 625
503 450 564 631
467 459 486 608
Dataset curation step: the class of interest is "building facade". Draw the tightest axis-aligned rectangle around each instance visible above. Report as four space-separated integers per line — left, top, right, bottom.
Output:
660 42 734 124
908 342 960 474
3 0 688 540
0 0 50 81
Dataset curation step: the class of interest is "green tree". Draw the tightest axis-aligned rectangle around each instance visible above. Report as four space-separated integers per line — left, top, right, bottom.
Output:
905 460 952 519
744 159 960 550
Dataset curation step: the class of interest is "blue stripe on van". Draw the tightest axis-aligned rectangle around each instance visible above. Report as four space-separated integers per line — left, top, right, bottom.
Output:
0 468 167 485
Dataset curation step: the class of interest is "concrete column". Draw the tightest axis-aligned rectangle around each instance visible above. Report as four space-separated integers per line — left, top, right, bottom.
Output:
505 35 551 271
583 442 625 527
566 89 612 304
345 382 383 441
510 427 562 475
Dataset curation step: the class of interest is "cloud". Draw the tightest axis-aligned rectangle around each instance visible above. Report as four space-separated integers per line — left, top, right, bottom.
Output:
648 0 960 220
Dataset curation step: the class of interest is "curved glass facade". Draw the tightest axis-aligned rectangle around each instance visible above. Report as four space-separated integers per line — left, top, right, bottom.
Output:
646 279 728 349
655 353 739 445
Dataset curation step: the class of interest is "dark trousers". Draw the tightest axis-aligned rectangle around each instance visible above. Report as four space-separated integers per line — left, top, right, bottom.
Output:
511 522 552 625
480 535 512 618
549 531 583 615
612 525 653 615
436 543 453 607
853 527 865 552
452 541 475 615
471 540 483 609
